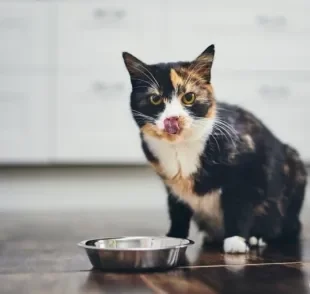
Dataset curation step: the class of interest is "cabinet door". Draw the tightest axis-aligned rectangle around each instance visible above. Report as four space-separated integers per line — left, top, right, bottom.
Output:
212 70 310 161
55 0 165 163
164 34 310 71
56 0 166 71
167 0 310 35
0 2 51 71
164 0 310 71
0 75 50 163
55 71 145 163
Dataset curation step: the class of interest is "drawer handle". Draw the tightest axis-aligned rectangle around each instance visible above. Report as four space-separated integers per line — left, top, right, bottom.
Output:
92 82 124 93
258 85 290 98
256 15 287 29
93 8 126 21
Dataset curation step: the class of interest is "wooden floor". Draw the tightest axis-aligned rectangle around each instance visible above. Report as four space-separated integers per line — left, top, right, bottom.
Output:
1 204 310 293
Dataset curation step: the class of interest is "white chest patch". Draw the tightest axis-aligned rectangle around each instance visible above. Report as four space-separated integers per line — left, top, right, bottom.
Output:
144 136 206 178
144 134 224 231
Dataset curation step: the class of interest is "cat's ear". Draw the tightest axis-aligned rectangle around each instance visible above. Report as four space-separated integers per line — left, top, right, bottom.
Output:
122 52 148 78
192 44 215 83
195 44 215 65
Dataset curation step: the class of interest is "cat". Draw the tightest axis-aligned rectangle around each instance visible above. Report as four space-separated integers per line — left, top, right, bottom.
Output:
122 44 307 254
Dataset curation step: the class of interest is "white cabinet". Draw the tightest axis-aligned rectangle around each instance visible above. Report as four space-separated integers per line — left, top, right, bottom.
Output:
1 0 310 164
56 0 166 71
163 0 310 70
0 1 51 164
55 71 145 163
213 70 310 161
0 74 50 163
54 0 165 163
166 0 310 35
163 34 310 71
0 2 51 71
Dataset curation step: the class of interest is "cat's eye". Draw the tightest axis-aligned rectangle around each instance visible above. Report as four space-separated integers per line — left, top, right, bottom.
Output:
150 95 162 105
182 92 196 105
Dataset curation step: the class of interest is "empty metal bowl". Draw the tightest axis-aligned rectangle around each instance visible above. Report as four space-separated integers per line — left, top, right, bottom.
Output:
78 236 194 271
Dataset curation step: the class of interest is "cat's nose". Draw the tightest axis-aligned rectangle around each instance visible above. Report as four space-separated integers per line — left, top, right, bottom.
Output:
163 116 180 134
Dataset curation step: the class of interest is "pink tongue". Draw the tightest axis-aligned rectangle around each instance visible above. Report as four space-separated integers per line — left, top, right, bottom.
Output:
164 118 180 134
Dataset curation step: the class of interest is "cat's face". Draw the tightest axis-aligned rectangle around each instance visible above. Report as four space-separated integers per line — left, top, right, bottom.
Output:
122 45 216 143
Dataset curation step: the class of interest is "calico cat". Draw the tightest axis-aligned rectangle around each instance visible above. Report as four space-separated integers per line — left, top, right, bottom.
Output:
122 45 307 254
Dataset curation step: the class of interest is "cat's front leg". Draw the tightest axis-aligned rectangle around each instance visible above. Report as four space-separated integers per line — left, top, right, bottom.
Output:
222 189 255 254
166 189 193 239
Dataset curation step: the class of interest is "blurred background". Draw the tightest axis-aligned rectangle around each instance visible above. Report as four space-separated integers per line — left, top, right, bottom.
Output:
0 0 309 212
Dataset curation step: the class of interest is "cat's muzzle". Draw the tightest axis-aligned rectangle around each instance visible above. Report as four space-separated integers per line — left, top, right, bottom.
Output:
164 116 180 134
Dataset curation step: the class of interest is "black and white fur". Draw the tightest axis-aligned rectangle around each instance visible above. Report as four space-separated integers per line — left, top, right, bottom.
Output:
122 45 307 254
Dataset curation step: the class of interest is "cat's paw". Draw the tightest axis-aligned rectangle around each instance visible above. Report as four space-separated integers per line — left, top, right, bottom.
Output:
249 236 258 246
248 236 267 247
223 236 249 254
258 238 267 247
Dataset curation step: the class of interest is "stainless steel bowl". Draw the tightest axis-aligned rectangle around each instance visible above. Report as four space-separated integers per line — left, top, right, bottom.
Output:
78 236 194 271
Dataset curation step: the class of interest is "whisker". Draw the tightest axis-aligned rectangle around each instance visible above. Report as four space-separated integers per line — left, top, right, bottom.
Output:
214 118 238 134
132 66 157 87
131 78 157 91
137 64 160 87
215 120 239 137
131 64 159 91
132 110 156 122
213 125 234 147
192 116 238 145
211 134 220 153
187 115 239 151
193 114 238 137
133 114 153 120
132 85 151 90
214 124 237 149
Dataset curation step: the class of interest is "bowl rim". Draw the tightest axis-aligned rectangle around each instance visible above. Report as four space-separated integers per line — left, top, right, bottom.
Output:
77 236 195 251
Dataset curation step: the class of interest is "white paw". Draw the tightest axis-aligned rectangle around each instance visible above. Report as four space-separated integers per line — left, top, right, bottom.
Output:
258 238 267 247
248 236 267 247
249 236 258 246
224 236 249 254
